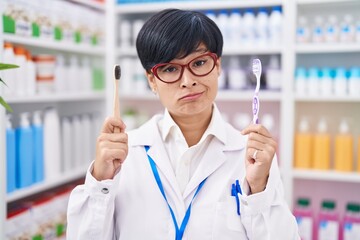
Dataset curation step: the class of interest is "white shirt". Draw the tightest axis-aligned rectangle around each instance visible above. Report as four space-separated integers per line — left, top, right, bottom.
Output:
67 105 300 240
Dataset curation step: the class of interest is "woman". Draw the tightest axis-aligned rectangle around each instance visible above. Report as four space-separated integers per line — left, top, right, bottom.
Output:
67 8 299 240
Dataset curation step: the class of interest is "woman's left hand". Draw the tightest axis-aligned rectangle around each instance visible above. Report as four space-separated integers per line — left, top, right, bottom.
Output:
241 124 277 194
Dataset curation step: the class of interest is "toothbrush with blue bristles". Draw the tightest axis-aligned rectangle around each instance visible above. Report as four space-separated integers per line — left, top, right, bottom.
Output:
252 59 262 124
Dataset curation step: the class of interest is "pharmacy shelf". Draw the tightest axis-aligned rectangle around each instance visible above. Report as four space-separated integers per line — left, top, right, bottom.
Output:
293 169 360 183
118 46 283 57
3 34 105 56
69 0 105 11
295 95 360 102
6 167 87 203
6 92 105 104
296 0 359 5
295 43 360 54
116 0 283 14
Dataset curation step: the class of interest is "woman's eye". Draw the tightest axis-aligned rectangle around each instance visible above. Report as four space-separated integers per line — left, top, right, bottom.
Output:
193 60 206 67
162 65 178 73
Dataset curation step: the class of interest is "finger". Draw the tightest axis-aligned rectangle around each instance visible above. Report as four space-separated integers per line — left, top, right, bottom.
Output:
97 132 128 143
241 124 272 138
100 148 128 163
246 139 266 152
101 117 126 133
247 132 269 145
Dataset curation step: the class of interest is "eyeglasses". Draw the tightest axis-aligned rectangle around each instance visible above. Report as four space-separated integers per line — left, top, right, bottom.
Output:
151 52 218 83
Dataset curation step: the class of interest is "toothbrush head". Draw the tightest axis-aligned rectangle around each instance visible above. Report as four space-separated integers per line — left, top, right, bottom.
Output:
252 58 262 92
114 65 121 80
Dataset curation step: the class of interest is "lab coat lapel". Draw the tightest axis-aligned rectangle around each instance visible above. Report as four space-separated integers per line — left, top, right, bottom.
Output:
183 138 226 199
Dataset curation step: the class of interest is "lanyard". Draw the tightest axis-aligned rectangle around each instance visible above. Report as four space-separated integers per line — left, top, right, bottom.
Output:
145 146 207 240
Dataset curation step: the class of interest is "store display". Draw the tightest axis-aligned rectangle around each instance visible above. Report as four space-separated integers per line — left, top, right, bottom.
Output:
342 203 360 240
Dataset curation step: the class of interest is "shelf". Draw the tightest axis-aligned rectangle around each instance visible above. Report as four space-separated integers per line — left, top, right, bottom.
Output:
69 0 105 11
295 95 360 102
116 0 283 14
296 0 358 5
118 46 283 57
295 43 360 54
293 169 360 183
6 91 105 104
6 167 87 203
3 34 105 56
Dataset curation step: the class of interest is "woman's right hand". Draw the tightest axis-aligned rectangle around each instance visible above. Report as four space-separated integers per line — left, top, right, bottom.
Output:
92 117 128 181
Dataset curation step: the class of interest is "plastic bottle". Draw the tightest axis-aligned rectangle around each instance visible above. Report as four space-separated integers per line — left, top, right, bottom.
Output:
16 112 34 188
228 56 247 90
217 10 229 45
312 16 325 43
32 111 44 183
81 114 92 166
54 54 67 92
319 67 333 96
294 198 314 240
340 14 355 43
295 67 308 96
325 15 339 43
255 8 269 46
297 16 310 43
228 9 242 49
294 118 313 169
318 200 340 240
334 67 348 96
266 55 282 91
61 117 72 172
14 46 27 96
242 9 256 46
68 55 80 92
6 115 16 193
334 119 353 172
25 50 36 96
43 107 61 180
119 20 131 48
80 57 92 92
268 6 283 45
348 67 360 96
312 118 331 170
2 42 17 96
132 19 144 47
342 203 360 240
307 67 320 96
356 18 360 42
72 115 82 168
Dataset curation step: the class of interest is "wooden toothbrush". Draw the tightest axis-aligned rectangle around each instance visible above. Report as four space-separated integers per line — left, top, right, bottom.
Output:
113 65 121 133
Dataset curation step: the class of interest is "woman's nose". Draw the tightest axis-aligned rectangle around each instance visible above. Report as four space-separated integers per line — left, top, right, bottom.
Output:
180 68 197 88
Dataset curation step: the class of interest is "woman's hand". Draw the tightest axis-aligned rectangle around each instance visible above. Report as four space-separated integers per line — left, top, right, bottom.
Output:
241 124 277 194
92 117 128 181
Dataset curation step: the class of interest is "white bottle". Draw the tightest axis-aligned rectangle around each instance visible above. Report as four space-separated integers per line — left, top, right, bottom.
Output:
217 10 230 46
54 55 66 92
334 67 348 96
132 19 144 47
320 67 333 96
61 117 72 172
268 6 283 45
2 42 17 96
227 56 247 90
14 46 27 96
255 8 269 46
25 50 36 96
134 59 148 94
312 16 324 43
119 20 132 49
80 58 92 92
228 9 242 49
120 57 134 95
81 114 92 166
356 17 360 42
242 9 256 46
266 55 282 91
218 69 227 90
295 67 308 96
72 115 82 168
68 55 79 92
340 14 355 42
296 16 310 43
307 67 320 96
43 107 61 180
348 67 360 96
325 15 339 43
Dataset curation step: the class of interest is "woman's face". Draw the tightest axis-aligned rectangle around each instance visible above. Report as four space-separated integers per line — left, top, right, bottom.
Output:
146 44 222 119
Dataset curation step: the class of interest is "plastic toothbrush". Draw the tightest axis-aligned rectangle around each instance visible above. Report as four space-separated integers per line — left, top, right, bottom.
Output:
252 59 262 124
113 65 121 133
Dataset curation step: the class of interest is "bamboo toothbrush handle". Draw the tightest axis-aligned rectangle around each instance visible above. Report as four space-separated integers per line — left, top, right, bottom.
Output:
113 65 121 133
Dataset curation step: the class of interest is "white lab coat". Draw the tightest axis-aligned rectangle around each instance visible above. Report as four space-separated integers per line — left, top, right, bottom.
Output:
67 114 300 240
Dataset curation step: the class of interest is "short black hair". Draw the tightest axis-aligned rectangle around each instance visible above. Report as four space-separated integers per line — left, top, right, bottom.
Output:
136 8 223 72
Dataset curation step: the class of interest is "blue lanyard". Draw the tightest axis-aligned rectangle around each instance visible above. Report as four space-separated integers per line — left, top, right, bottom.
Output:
145 146 207 240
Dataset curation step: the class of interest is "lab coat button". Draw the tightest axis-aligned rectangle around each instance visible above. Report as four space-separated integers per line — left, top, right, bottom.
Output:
241 199 248 206
101 187 109 194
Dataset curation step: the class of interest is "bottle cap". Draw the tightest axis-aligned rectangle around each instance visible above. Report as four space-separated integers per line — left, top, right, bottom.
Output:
299 118 310 132
317 118 327 133
33 111 42 126
339 119 349 134
20 112 30 128
322 200 336 210
14 46 26 56
297 198 310 207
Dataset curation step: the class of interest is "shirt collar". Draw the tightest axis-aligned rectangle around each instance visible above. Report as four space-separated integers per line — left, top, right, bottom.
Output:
160 104 227 145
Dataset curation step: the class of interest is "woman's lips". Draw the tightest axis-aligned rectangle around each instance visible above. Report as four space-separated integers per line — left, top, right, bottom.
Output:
180 92 203 101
